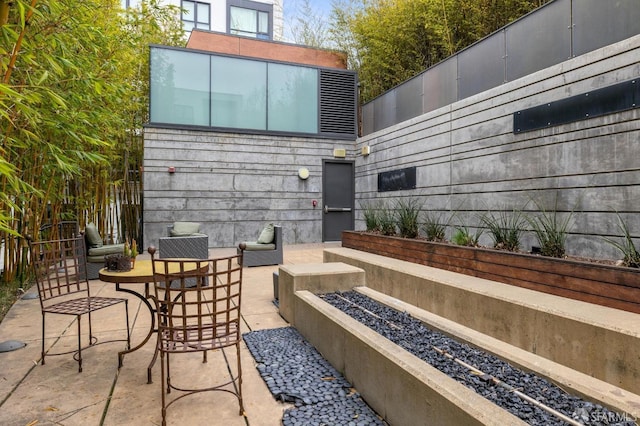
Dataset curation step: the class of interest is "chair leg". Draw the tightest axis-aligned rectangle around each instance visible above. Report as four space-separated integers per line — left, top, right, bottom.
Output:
236 343 244 415
41 314 46 366
76 314 82 373
87 309 94 345
166 352 171 394
160 350 167 426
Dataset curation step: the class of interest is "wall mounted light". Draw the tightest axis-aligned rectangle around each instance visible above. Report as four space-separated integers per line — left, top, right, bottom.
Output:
362 146 371 156
333 148 346 158
168 166 176 174
298 167 309 180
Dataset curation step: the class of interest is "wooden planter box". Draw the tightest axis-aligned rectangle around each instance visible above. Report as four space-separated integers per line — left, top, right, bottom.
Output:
342 231 640 314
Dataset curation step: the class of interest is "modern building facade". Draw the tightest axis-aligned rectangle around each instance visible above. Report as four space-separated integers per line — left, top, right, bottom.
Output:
143 0 640 260
355 0 640 260
143 31 358 248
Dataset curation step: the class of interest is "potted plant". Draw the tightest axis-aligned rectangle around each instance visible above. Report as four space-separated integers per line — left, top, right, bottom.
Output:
121 238 138 269
124 239 138 269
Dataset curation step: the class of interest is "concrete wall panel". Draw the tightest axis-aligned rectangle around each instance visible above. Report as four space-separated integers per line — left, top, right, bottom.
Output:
144 129 341 248
355 35 640 259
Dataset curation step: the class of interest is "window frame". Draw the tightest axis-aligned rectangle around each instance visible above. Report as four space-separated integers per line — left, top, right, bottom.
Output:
227 0 273 40
181 0 211 32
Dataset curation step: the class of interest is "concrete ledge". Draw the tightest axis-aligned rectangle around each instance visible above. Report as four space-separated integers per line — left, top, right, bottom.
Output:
293 290 527 426
324 247 640 396
278 262 365 324
356 287 640 418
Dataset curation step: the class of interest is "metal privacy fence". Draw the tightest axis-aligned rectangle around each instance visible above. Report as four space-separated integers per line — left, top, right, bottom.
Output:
361 0 640 136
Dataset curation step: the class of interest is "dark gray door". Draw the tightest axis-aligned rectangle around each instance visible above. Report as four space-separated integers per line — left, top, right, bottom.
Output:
322 160 355 241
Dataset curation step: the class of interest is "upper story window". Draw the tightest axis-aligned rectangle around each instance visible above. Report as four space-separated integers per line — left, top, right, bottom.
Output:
182 0 211 33
229 0 272 40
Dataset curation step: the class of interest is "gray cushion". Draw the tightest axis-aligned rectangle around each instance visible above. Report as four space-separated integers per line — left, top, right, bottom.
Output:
170 221 201 237
257 223 275 244
242 242 276 251
88 243 125 257
87 243 125 262
85 223 103 248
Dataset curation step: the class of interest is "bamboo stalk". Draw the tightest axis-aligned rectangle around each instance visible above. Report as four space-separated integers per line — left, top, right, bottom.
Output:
3 0 39 84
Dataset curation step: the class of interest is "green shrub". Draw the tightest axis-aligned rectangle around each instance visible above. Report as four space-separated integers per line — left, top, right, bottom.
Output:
452 225 482 247
422 211 449 242
378 204 397 236
604 212 640 268
480 209 526 251
527 195 574 258
395 198 422 238
360 201 381 232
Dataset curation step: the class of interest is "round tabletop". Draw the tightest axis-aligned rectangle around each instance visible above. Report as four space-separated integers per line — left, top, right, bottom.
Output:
98 259 205 284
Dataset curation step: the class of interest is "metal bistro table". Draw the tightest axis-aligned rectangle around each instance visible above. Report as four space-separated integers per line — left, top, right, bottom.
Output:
99 257 205 383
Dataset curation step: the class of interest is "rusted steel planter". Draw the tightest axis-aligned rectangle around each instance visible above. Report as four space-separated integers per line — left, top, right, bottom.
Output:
342 231 640 314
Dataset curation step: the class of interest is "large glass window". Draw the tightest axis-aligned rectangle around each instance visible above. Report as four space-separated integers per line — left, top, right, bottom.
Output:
147 46 352 138
268 63 318 133
211 56 267 130
230 5 270 39
150 49 210 127
182 0 211 32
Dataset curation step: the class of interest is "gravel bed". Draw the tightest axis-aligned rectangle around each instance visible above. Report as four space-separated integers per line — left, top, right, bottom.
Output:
320 291 637 426
243 327 387 426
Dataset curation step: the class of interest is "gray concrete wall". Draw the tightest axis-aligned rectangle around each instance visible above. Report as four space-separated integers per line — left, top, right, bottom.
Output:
144 35 639 258
355 34 640 259
143 129 354 248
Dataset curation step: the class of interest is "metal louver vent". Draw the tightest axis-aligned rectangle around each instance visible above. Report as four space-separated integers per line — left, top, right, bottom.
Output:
320 70 357 138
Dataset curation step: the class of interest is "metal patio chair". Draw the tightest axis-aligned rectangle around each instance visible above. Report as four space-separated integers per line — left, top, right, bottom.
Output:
29 235 131 372
151 249 245 426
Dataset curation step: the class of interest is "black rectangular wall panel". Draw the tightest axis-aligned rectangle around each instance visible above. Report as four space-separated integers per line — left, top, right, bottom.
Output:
513 78 639 133
378 167 416 192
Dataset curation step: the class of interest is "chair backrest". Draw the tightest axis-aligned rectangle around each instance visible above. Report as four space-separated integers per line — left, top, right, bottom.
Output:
39 221 79 241
273 225 282 246
152 252 243 353
29 236 90 308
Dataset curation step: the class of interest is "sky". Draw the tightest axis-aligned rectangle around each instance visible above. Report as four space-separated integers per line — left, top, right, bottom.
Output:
282 0 334 42
285 0 334 17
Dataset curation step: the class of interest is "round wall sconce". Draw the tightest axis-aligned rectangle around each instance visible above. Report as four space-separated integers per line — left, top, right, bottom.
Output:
298 167 310 180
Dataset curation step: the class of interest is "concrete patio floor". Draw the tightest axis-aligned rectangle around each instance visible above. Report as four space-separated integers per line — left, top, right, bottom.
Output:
0 242 340 426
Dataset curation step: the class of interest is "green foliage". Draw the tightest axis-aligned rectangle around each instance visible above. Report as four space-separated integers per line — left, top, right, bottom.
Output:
452 225 482 247
360 200 382 232
422 210 449 242
0 0 183 282
603 212 640 268
331 0 551 102
395 198 422 238
480 208 526 251
527 196 574 258
378 204 396 236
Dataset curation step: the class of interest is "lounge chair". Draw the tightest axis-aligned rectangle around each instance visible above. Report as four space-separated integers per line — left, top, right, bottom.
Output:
83 223 125 280
238 224 282 267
